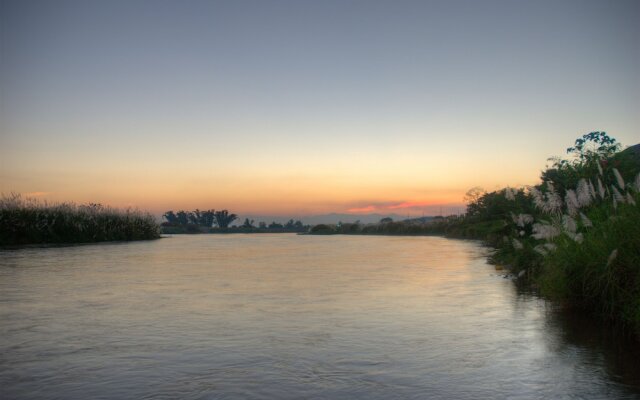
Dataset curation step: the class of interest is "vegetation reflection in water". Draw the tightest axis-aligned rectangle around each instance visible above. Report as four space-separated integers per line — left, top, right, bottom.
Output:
0 235 639 399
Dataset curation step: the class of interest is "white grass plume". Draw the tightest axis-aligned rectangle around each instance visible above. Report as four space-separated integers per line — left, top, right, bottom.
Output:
606 249 618 267
565 190 580 216
597 178 606 199
613 168 625 189
579 212 592 228
576 179 592 207
562 214 577 233
532 223 560 240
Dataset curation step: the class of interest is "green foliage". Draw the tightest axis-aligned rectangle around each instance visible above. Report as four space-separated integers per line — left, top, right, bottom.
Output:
566 131 620 161
542 131 621 193
540 198 640 332
0 194 160 245
495 132 640 335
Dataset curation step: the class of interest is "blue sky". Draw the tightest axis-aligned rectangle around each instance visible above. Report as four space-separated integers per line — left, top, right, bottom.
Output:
1 0 638 215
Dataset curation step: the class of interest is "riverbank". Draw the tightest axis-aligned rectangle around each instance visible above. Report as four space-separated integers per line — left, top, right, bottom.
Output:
309 134 640 338
0 194 160 245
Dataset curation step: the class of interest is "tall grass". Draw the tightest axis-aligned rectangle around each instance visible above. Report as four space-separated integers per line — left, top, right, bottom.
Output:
539 200 640 330
494 154 640 335
0 193 160 245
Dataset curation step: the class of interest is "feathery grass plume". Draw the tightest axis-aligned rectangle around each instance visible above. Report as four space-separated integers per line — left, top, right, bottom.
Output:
534 245 548 256
512 238 523 250
634 172 640 192
543 243 557 251
611 186 625 203
627 193 636 206
0 192 22 209
504 187 516 201
576 179 592 207
532 223 560 240
564 190 580 216
547 181 555 192
529 186 545 209
512 213 533 227
562 214 577 233
613 196 618 210
588 180 597 199
565 231 583 243
543 184 563 215
579 212 592 228
606 249 618 267
597 159 603 176
519 230 525 236
612 168 625 189
597 178 606 199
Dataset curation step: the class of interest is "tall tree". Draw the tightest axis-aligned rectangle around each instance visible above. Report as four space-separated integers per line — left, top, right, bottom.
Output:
176 210 189 226
214 210 237 228
200 209 215 227
163 211 178 224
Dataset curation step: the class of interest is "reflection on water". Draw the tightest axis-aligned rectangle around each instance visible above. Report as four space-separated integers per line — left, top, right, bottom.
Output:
1 235 639 399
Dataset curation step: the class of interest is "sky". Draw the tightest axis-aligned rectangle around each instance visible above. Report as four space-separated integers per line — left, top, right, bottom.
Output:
1 0 639 217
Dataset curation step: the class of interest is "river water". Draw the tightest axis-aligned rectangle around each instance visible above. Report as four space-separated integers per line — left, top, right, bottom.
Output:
1 234 639 399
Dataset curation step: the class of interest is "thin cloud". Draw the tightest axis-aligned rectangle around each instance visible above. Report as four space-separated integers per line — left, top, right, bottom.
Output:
388 201 433 209
346 199 465 215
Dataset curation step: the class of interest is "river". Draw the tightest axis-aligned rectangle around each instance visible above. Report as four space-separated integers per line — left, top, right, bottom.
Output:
1 234 639 399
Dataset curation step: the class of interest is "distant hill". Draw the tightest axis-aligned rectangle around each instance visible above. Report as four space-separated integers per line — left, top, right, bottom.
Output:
620 143 640 160
615 143 640 175
239 213 431 226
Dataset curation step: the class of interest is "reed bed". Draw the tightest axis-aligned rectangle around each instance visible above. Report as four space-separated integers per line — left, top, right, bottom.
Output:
0 194 160 245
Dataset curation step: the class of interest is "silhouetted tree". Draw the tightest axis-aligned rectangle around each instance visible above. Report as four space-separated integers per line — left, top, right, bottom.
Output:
242 218 255 228
268 221 283 228
199 209 215 227
187 211 197 225
214 210 237 228
464 187 486 205
258 221 267 229
176 210 189 225
380 217 393 224
163 211 178 224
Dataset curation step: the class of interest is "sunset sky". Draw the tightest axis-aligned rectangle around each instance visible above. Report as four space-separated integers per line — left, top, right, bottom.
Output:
1 0 639 217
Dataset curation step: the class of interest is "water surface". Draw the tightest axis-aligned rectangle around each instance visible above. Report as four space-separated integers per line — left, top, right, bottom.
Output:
1 235 639 399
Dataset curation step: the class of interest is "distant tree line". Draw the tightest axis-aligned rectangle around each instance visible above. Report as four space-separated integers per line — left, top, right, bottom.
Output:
161 209 308 233
163 209 237 229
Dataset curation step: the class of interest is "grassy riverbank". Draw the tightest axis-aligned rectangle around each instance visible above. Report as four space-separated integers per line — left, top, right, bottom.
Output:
310 133 640 336
0 194 160 245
